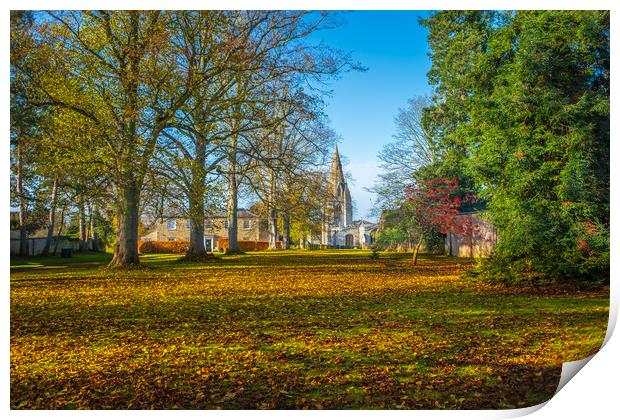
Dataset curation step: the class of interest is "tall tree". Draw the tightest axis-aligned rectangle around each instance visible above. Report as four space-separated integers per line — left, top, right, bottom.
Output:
224 11 357 253
370 96 439 213
422 11 609 284
157 11 354 257
10 11 41 257
30 11 211 266
156 11 241 259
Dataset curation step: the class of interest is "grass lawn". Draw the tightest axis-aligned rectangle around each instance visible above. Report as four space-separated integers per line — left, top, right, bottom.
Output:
10 250 608 409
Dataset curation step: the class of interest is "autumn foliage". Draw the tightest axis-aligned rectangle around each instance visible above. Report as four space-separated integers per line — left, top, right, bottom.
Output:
405 177 476 234
404 177 476 264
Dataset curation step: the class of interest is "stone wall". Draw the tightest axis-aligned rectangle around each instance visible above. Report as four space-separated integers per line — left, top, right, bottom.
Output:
10 237 96 257
445 213 498 258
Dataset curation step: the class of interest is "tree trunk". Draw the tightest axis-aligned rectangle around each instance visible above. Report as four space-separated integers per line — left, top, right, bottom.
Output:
282 213 291 249
78 198 87 252
268 166 278 250
109 184 140 266
41 177 58 257
53 207 65 256
186 140 208 259
86 201 93 248
90 204 99 252
268 207 278 250
412 235 424 266
16 143 28 257
108 15 143 267
186 197 207 258
226 129 241 253
227 172 241 254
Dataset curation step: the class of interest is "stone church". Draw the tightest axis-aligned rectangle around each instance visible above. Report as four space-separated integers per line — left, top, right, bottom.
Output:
319 146 378 248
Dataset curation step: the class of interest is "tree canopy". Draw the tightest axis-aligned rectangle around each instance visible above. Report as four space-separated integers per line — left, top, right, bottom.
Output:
420 10 609 285
10 10 358 265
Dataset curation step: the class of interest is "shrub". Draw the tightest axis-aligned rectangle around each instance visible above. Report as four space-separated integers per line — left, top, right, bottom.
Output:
216 239 280 252
138 240 190 254
370 245 380 260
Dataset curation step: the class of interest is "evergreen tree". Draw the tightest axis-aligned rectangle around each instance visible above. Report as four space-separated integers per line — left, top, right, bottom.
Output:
422 11 609 285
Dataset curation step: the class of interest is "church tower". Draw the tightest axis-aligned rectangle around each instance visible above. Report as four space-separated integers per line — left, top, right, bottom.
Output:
323 145 353 245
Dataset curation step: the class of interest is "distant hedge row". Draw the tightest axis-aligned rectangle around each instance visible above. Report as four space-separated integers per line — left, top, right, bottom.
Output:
217 239 281 252
138 240 190 254
137 239 283 254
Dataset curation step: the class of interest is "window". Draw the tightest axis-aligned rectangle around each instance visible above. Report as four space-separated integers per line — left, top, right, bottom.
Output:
186 220 191 229
243 220 251 229
167 219 176 230
224 220 229 229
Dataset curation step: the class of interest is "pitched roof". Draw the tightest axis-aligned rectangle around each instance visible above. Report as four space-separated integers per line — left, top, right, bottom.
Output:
208 209 258 219
350 219 377 227
339 220 379 232
154 208 259 220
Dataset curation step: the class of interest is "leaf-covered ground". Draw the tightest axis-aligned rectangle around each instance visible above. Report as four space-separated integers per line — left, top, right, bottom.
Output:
10 250 608 409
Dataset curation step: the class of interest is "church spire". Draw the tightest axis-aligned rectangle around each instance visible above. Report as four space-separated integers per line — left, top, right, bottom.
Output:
323 143 353 241
330 144 344 188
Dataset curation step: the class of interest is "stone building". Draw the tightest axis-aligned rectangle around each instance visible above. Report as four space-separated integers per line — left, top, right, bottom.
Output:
318 146 378 248
140 209 269 252
329 219 378 249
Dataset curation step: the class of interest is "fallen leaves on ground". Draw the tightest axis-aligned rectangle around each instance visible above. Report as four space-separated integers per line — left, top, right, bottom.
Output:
10 250 608 409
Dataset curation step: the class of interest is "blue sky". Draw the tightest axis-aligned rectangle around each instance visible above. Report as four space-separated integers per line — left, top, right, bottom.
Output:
313 10 433 221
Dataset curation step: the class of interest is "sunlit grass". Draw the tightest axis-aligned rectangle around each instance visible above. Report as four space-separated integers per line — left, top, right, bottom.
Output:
10 250 608 409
